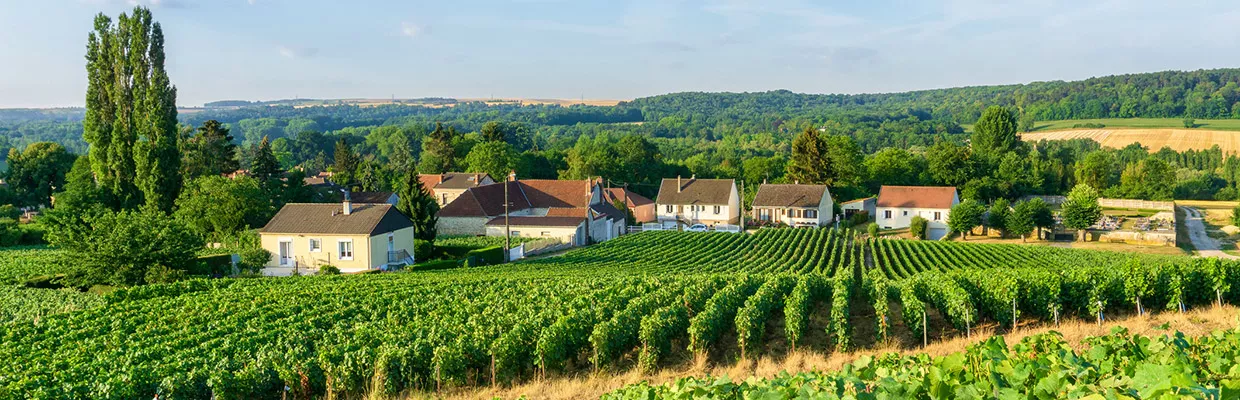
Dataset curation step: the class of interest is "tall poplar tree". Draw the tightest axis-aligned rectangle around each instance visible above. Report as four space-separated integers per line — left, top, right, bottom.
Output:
83 7 181 212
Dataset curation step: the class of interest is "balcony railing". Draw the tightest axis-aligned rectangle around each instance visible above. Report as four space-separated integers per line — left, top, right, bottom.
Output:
387 249 412 264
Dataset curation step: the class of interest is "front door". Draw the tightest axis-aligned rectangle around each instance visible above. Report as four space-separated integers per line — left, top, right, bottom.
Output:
278 240 292 266
387 234 395 253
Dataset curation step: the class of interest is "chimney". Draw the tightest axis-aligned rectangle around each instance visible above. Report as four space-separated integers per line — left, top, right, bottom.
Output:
342 190 352 215
677 175 682 193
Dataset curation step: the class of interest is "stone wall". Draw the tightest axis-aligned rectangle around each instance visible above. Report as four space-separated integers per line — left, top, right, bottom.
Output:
437 216 487 236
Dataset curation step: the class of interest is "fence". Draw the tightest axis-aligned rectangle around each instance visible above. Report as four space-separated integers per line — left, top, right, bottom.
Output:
522 238 572 257
1097 199 1174 211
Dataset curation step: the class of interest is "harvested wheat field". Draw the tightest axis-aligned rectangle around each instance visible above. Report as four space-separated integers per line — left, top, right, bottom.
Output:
1023 128 1240 153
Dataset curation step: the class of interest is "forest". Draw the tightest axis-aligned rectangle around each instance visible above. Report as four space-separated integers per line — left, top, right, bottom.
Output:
7 68 1240 207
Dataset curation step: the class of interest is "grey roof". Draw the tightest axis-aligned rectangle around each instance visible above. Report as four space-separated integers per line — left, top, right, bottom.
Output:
656 178 734 205
349 191 395 204
259 203 413 235
751 184 830 208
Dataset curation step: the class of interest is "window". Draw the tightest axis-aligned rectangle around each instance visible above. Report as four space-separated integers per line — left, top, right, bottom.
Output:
902 211 908 216
806 210 817 218
309 238 322 252
665 205 673 213
337 240 354 260
934 212 942 221
884 210 892 219
511 231 520 237
541 231 552 236
713 205 721 214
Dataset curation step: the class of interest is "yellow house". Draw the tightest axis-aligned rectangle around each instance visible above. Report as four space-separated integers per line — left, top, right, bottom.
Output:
258 200 416 275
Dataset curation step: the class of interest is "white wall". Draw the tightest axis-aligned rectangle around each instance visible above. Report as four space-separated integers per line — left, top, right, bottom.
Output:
486 224 583 245
655 181 741 227
877 206 951 233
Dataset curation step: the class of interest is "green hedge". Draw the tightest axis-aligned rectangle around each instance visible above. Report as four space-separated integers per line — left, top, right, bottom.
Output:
194 254 234 276
464 246 505 267
409 259 461 271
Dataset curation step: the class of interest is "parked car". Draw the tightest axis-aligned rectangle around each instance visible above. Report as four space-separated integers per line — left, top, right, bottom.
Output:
685 224 709 232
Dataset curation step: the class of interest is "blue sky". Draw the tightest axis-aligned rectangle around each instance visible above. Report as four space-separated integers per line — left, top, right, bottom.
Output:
2 0 1240 108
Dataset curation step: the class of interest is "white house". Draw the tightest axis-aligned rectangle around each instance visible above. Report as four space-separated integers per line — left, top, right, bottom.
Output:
841 196 876 220
655 176 740 228
877 186 959 240
436 178 626 246
750 184 833 227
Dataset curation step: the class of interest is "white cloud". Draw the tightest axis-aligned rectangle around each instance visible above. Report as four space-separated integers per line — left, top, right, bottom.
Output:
278 46 317 59
401 22 423 38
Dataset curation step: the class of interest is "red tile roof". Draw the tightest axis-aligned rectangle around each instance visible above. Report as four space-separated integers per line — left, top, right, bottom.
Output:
877 186 958 209
602 187 654 207
437 179 597 218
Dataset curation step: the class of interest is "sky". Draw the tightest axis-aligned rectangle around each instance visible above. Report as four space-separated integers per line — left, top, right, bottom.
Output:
2 0 1240 108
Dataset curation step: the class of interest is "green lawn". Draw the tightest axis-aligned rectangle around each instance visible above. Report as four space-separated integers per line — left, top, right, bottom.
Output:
1032 118 1240 132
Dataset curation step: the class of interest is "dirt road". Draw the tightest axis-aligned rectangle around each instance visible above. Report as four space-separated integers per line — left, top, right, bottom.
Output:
1182 207 1239 259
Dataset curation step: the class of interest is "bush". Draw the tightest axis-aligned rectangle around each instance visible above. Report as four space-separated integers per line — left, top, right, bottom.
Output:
409 259 461 271
144 265 188 284
910 216 928 240
867 223 880 237
195 254 234 277
42 208 205 286
464 245 505 267
319 265 341 275
1071 122 1105 128
413 239 433 261
847 211 870 227
1183 118 1196 128
0 205 19 220
236 248 271 274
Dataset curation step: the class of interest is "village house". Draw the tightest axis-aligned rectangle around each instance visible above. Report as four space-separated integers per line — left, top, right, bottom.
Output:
348 191 398 205
750 184 834 227
841 196 877 219
655 176 740 228
876 185 959 240
436 178 625 245
602 187 656 224
258 196 416 275
419 172 495 206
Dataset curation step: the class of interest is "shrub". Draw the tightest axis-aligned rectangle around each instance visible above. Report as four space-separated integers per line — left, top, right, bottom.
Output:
1071 122 1105 128
1183 118 1196 128
319 265 341 275
847 211 870 227
409 259 461 271
464 245 505 267
910 216 928 240
413 239 434 261
0 205 19 220
42 208 204 286
867 223 880 237
236 248 271 274
194 254 234 276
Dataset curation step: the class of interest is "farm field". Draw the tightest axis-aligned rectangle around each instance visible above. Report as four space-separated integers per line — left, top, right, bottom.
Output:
0 230 1237 399
1022 127 1240 153
1031 118 1240 132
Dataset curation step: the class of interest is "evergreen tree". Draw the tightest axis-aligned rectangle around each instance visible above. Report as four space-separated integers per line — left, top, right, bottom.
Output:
83 7 181 211
331 137 359 188
396 169 439 242
249 136 282 182
183 120 239 179
418 122 456 174
786 127 832 184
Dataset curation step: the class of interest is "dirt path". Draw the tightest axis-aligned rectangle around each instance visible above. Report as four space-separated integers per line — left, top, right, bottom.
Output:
1181 207 1239 259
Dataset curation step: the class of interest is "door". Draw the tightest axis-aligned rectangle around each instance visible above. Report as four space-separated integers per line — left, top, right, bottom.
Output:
278 240 292 266
387 234 395 253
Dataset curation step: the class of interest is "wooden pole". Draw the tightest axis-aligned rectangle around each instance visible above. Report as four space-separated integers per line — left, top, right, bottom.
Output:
922 311 928 347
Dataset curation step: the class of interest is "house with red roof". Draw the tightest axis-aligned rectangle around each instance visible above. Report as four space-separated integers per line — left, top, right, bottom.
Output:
436 178 626 246
876 185 959 239
418 172 495 206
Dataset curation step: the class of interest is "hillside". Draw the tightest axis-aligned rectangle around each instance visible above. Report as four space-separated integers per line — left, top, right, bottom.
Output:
6 68 1240 155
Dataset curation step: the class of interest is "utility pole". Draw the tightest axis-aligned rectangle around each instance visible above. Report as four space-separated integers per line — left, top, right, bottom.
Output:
738 180 745 231
504 175 511 260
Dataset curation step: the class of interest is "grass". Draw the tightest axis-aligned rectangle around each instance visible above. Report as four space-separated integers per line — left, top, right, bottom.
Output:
432 305 1240 400
1029 118 1240 132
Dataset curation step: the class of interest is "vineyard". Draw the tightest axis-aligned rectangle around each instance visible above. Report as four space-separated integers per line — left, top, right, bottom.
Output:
0 230 1238 398
605 326 1240 399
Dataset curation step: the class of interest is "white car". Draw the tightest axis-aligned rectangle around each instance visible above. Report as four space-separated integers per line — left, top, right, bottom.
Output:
685 224 709 232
